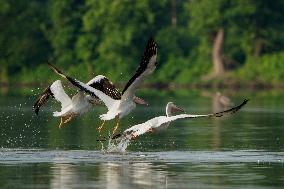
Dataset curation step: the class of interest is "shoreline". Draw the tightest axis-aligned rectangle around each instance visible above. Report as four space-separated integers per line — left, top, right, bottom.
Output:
1 81 284 91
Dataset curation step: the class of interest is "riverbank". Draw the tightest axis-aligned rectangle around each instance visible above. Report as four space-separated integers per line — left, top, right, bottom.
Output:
1 80 284 93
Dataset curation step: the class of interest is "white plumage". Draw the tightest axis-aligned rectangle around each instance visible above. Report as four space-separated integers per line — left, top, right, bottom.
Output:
51 80 93 117
34 78 102 128
48 37 157 133
117 100 248 141
86 75 106 85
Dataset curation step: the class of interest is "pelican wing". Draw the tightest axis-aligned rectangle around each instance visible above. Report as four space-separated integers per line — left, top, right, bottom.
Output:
50 80 72 110
86 75 121 100
121 37 157 102
33 85 54 115
48 63 117 109
33 80 72 114
122 99 248 139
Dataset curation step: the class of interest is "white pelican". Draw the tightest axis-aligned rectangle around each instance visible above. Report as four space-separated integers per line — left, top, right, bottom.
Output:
215 92 234 108
33 74 121 128
48 37 157 134
111 99 248 142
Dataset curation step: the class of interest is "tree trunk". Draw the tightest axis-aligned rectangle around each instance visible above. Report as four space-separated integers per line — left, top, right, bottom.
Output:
212 28 225 76
171 0 177 27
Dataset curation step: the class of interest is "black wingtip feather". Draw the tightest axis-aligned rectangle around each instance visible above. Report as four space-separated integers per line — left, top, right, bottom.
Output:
47 63 101 99
121 37 157 94
145 37 157 56
214 99 249 117
34 108 39 115
47 63 66 78
88 77 121 100
33 85 53 115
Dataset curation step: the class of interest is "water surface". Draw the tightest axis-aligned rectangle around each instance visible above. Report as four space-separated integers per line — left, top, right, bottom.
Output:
0 89 283 188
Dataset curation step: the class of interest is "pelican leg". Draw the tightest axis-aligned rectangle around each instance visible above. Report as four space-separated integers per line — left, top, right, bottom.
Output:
58 114 77 129
63 114 75 124
58 118 64 128
112 117 120 135
58 114 76 128
97 120 106 133
147 128 154 133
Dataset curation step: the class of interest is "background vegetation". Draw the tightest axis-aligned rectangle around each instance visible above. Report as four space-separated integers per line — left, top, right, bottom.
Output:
1 0 284 87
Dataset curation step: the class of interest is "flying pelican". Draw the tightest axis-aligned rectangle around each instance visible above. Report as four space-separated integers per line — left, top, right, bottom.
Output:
48 37 157 134
33 74 121 128
112 99 248 142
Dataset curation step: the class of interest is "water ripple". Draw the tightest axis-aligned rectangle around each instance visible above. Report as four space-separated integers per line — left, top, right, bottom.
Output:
0 149 283 164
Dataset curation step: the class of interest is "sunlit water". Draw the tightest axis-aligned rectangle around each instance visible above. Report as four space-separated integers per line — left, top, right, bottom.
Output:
0 88 284 188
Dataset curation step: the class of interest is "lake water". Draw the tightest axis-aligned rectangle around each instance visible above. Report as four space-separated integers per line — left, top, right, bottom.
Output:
0 88 283 188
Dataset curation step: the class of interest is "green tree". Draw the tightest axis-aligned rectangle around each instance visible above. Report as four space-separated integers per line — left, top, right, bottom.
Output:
48 0 85 70
187 0 284 78
239 0 284 57
0 0 50 82
79 0 194 84
78 0 164 81
1 0 284 85
187 0 255 78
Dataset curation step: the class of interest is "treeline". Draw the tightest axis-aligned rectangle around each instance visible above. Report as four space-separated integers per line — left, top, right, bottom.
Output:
1 0 284 86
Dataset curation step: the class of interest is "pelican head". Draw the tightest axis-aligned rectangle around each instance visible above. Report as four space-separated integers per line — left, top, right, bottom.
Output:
133 96 149 106
166 102 185 117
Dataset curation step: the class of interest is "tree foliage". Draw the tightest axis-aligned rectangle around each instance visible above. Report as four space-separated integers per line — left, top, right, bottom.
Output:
0 0 50 81
1 0 284 85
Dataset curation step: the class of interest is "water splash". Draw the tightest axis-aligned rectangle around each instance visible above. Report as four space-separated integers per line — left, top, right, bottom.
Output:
107 138 131 153
98 135 131 153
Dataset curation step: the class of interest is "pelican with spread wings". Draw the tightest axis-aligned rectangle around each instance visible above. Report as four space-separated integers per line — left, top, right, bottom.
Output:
33 75 122 128
112 99 248 142
48 37 157 134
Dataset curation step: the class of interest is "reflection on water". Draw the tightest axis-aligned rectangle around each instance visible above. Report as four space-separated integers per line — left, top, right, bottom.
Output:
0 88 284 188
97 162 169 189
0 150 283 188
0 149 283 188
51 163 80 188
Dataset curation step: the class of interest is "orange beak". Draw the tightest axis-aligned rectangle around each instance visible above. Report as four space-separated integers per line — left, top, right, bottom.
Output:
134 96 149 106
172 105 185 113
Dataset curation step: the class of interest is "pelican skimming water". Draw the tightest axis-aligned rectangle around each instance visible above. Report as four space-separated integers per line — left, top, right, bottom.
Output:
108 99 248 151
48 37 157 134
